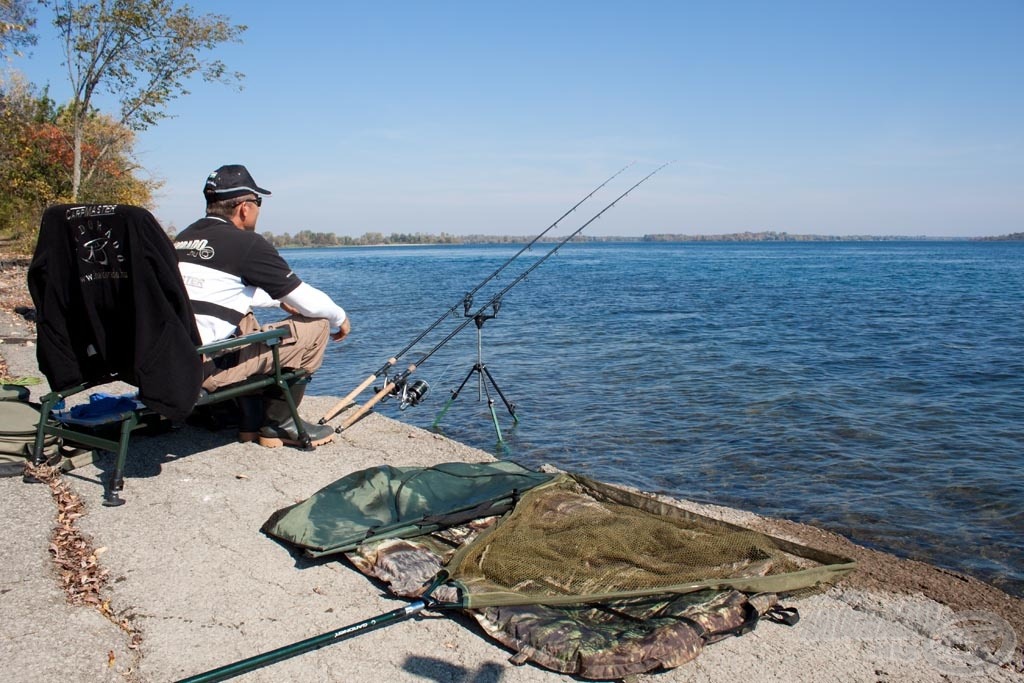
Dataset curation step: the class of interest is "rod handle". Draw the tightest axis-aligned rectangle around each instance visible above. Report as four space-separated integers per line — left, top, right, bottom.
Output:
336 364 417 433
320 372 377 423
336 382 392 432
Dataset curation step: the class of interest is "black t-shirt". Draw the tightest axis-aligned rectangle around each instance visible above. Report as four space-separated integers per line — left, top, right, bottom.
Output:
175 216 302 343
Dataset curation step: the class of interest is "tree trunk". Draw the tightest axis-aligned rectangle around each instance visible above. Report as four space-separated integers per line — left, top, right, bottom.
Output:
71 121 83 201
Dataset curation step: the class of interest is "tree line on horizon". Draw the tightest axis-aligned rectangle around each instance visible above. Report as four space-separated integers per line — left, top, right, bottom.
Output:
259 229 1024 248
260 231 605 248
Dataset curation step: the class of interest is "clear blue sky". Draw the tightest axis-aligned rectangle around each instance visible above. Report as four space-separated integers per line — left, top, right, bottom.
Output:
12 1 1024 237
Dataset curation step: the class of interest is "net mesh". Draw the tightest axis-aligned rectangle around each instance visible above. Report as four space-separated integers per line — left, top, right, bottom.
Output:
449 476 808 599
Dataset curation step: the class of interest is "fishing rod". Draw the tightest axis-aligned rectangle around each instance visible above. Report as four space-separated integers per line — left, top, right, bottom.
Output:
176 572 456 683
331 161 671 434
319 162 635 425
178 601 427 682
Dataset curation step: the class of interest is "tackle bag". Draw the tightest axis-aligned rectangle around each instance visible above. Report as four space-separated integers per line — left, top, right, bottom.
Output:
0 387 60 477
263 461 554 557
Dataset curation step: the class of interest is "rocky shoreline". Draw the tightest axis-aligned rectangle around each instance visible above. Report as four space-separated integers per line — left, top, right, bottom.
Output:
1 251 1021 681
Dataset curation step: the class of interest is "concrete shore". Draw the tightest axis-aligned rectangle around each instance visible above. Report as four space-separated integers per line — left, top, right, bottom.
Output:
1 304 1021 683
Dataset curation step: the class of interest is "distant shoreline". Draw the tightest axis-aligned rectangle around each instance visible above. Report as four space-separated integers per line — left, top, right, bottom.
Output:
266 230 1024 249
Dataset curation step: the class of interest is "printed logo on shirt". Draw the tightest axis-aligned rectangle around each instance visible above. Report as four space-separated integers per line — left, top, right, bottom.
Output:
74 219 125 269
175 239 215 260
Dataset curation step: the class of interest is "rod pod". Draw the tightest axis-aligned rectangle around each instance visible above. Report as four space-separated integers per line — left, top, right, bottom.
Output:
332 162 671 433
320 163 635 425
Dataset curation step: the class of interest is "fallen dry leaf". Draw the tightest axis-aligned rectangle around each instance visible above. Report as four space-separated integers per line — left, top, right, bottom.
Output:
26 462 144 651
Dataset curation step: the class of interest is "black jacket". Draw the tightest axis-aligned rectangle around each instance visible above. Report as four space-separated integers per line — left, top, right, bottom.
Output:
28 204 203 421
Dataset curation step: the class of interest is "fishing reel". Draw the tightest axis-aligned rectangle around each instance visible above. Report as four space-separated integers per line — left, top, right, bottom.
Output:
373 377 429 411
398 379 429 410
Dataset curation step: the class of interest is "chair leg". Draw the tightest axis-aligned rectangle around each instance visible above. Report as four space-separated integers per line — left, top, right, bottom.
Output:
282 379 313 450
24 394 61 484
103 469 125 506
102 414 137 507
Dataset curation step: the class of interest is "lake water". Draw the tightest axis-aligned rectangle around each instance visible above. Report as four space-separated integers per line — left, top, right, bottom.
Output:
280 240 1024 597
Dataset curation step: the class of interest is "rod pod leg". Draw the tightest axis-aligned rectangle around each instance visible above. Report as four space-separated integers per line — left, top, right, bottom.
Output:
432 363 479 429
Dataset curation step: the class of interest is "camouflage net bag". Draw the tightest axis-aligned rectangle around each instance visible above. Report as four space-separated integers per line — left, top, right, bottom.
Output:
348 529 785 679
342 472 855 679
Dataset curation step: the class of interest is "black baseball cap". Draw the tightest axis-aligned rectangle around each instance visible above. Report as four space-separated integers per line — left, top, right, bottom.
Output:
203 164 272 202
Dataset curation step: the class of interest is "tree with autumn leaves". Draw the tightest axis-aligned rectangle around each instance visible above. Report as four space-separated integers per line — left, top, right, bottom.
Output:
0 74 155 249
0 0 245 252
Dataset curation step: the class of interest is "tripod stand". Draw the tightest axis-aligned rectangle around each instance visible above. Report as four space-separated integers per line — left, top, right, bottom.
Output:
432 305 518 442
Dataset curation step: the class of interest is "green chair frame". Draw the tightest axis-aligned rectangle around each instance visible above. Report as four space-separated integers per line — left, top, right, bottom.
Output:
32 326 312 507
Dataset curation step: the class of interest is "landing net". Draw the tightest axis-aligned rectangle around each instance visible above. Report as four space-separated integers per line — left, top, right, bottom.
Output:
447 475 854 609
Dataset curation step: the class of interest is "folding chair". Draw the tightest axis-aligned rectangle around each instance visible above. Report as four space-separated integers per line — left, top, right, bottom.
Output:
26 204 316 506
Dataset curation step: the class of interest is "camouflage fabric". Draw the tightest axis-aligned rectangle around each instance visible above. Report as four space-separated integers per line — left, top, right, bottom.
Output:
320 466 855 679
475 590 778 679
348 526 782 679
345 524 492 604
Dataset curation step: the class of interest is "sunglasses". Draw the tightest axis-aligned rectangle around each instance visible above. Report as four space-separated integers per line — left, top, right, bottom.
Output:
237 196 262 207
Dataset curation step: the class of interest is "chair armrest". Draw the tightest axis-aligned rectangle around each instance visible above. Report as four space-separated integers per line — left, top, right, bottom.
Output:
197 328 288 356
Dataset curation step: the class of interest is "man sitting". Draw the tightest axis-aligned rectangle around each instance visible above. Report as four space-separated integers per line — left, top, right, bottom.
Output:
174 164 351 447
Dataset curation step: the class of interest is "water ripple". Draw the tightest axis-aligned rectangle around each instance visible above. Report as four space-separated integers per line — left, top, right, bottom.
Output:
288 241 1024 597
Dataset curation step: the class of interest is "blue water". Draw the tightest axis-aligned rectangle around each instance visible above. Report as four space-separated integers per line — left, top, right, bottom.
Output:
282 241 1024 596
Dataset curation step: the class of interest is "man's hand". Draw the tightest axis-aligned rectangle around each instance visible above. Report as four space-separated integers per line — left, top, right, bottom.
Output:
331 318 351 342
280 301 300 315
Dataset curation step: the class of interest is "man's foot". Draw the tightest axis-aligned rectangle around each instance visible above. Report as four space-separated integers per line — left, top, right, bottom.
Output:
238 430 260 443
237 395 263 444
257 418 334 448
